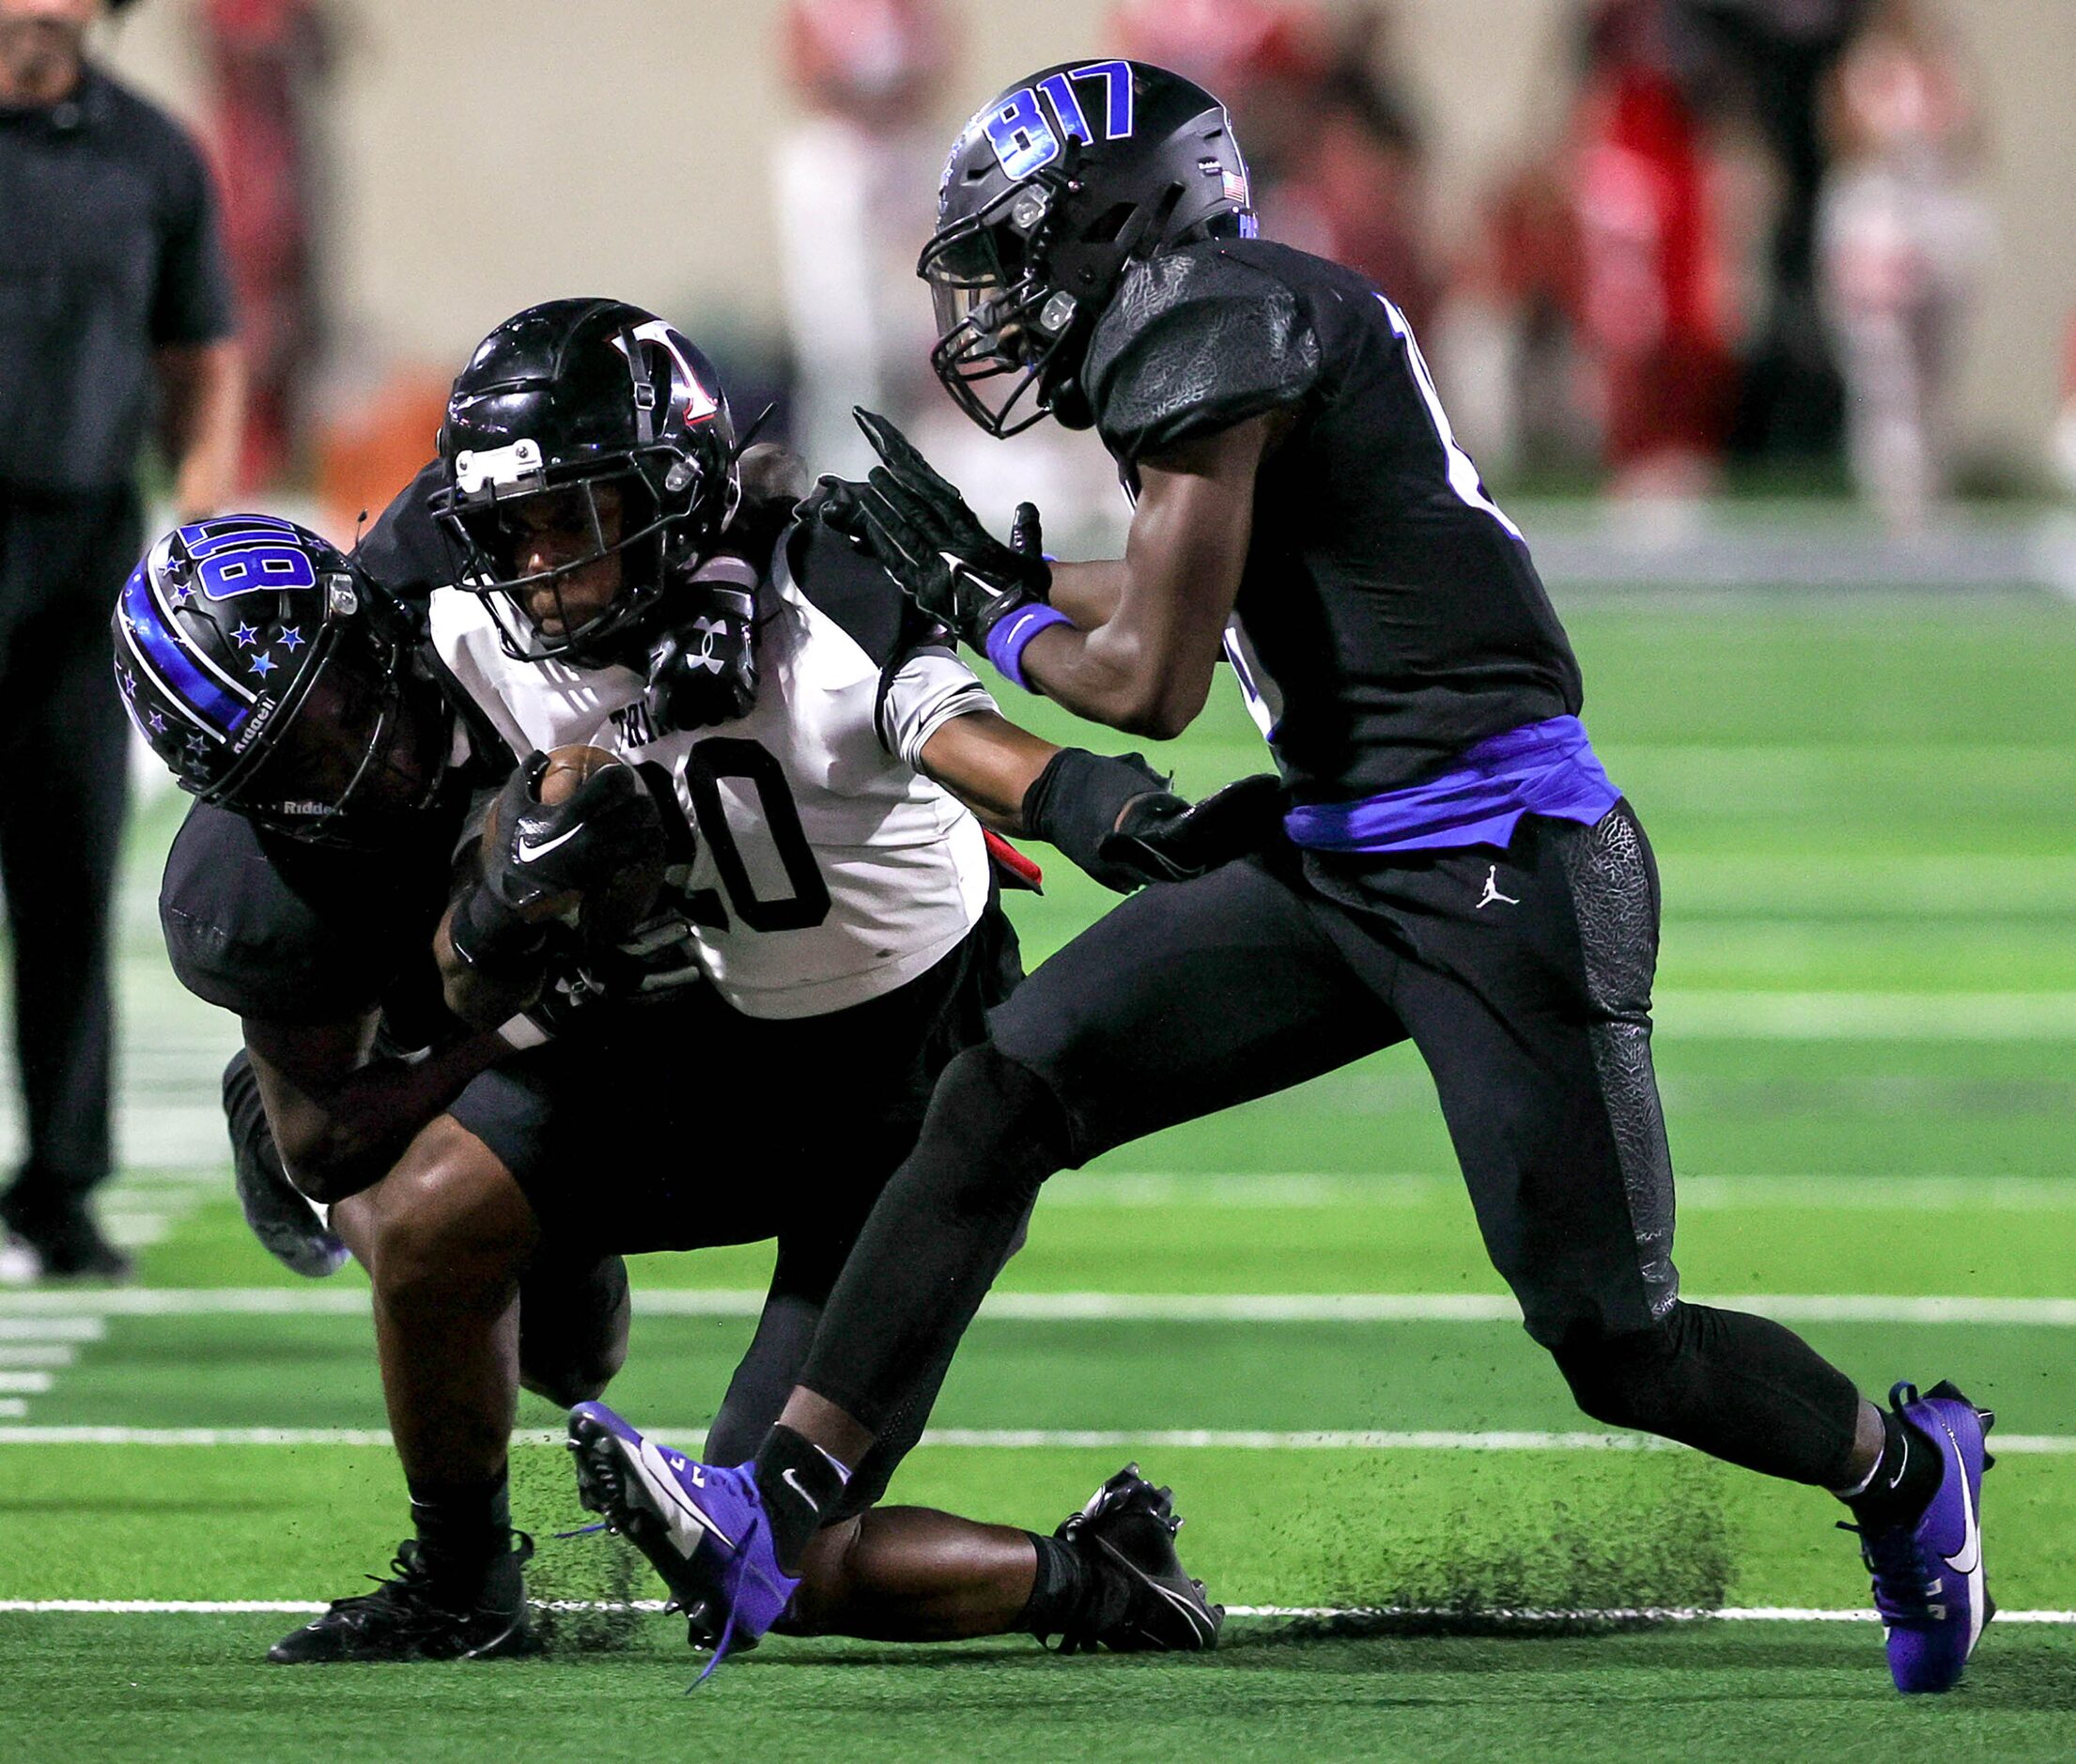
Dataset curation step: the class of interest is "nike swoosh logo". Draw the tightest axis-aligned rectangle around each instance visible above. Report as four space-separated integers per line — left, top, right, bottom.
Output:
516 824 583 863
1943 1438 1981 1578
635 1435 736 1554
781 1465 820 1513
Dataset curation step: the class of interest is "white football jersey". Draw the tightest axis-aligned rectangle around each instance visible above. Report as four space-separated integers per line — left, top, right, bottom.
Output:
431 519 999 1019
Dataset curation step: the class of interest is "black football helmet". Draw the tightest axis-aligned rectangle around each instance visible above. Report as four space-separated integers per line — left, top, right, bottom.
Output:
112 515 452 847
432 298 741 666
920 59 1256 437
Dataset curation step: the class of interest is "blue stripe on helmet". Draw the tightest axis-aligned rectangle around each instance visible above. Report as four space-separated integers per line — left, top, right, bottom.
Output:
118 562 254 741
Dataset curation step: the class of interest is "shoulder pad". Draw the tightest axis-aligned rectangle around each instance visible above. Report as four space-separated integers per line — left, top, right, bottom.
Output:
1083 244 1322 462
351 459 453 607
780 502 947 671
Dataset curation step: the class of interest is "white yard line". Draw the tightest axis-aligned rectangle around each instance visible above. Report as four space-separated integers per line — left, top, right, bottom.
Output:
0 1372 53 1394
2 1424 2070 1454
2 1288 2071 1325
1657 990 2076 1039
2 1599 2071 1624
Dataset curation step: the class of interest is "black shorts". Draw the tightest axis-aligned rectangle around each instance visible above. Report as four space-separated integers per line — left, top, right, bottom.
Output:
988 802 1678 1348
449 903 1022 1259
452 904 1024 1515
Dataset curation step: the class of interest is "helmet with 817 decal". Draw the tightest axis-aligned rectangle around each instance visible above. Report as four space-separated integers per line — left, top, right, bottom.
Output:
920 59 1256 437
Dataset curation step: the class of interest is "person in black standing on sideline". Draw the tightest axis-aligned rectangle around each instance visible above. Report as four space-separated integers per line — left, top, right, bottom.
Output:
0 0 241 1279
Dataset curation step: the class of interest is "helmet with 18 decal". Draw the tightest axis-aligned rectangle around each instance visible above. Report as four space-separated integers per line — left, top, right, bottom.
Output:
112 514 454 847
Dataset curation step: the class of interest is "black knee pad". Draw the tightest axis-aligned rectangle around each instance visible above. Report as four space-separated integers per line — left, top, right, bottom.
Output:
1549 1311 1685 1431
921 1044 1071 1219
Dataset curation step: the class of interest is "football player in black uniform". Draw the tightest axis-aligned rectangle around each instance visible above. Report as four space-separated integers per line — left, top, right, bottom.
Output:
631 62 1994 1695
117 301 1233 1663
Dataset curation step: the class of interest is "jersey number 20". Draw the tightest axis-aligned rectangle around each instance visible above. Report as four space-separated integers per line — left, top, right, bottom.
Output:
644 738 831 934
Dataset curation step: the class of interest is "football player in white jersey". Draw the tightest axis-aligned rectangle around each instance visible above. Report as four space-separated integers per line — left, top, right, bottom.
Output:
268 299 1247 1665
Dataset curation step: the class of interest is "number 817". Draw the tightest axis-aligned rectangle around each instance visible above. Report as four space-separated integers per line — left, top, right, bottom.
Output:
983 60 1135 181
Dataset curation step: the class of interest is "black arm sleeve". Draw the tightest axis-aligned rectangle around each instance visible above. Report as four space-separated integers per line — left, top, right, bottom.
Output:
1083 244 1323 463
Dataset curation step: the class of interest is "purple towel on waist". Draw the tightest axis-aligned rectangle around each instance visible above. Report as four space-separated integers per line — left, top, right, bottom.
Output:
1283 715 1621 854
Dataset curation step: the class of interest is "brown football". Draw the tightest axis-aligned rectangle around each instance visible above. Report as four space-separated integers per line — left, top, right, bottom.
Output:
536 744 623 807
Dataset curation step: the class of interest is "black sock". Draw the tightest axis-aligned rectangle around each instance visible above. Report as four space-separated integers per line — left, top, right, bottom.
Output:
1020 1531 1138 1644
1842 1408 1943 1531
1019 1532 1093 1638
407 1467 511 1590
752 1426 848 1573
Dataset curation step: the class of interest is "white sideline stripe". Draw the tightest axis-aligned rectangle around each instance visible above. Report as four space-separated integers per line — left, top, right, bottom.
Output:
0 1318 103 1341
0 1347 72 1369
1657 990 2076 1040
0 1372 52 1394
1 1425 2070 1455
1064 1172 2076 1213
3 1288 2075 1326
3 1599 2072 1626
0 1400 22 1418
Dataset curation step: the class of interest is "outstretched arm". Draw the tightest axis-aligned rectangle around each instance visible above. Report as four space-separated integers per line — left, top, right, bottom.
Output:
1018 419 1271 738
832 409 1273 740
918 707 1285 892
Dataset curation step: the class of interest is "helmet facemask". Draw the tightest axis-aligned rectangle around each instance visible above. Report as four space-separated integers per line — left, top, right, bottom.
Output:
228 622 453 849
921 180 1092 438
439 446 712 668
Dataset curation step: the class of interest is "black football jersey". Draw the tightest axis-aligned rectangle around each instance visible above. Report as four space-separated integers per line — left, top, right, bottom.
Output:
159 798 460 1046
1080 238 1583 801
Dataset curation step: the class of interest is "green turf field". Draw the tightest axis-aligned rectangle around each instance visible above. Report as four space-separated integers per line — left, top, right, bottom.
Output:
4 596 2074 1759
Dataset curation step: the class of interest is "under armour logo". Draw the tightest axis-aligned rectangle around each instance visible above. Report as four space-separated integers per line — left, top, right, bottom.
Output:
1475 865 1520 909
686 615 727 674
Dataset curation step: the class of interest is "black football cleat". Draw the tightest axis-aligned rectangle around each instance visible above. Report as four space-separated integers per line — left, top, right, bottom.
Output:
1053 1463 1223 1653
268 1536 535 1663
0 1192 132 1284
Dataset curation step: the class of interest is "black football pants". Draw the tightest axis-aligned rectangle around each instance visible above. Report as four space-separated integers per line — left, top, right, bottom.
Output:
0 485 137 1226
798 803 1866 1489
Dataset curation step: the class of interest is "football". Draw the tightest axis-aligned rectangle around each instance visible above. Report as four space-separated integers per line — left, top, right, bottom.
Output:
535 743 623 807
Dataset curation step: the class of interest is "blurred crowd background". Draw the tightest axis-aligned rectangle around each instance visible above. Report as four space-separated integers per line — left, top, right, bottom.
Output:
96 0 2076 553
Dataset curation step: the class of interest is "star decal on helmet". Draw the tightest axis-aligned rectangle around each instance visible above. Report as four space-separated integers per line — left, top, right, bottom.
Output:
276 626 305 651
249 652 278 677
233 623 261 647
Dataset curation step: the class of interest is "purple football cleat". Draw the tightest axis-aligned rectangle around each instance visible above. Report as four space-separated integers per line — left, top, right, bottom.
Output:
567 1401 798 1677
1844 1380 1995 1694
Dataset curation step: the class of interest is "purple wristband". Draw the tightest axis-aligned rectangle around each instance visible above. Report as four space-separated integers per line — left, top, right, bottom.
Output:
984 602 1073 690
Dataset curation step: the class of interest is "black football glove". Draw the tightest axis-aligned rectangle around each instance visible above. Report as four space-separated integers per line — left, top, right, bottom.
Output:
1097 772 1288 885
646 581 758 732
821 408 1050 650
1020 749 1275 893
448 753 667 982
